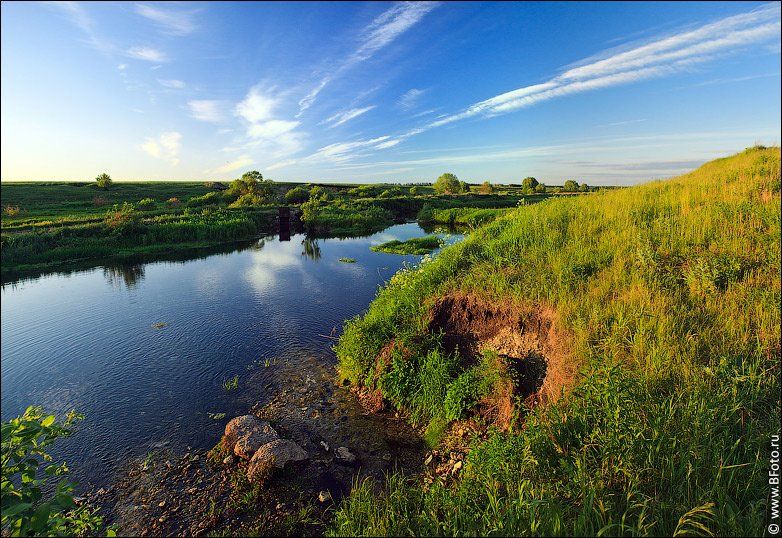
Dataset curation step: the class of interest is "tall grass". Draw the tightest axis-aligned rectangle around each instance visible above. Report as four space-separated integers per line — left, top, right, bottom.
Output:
417 206 514 227
332 147 781 536
1 207 276 278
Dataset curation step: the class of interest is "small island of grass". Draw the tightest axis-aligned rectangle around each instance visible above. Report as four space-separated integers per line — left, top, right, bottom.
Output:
338 257 357 263
370 235 444 255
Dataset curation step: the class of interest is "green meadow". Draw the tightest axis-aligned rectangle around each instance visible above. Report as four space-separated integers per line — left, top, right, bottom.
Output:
0 177 540 279
332 147 781 536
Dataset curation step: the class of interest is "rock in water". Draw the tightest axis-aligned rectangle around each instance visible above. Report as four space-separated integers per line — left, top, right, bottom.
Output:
247 439 308 483
223 415 279 460
335 446 356 465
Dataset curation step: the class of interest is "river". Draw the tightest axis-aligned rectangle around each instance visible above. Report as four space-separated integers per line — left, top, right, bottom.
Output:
0 223 460 490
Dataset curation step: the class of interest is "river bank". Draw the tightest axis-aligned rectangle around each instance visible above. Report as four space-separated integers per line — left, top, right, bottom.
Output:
88 355 428 536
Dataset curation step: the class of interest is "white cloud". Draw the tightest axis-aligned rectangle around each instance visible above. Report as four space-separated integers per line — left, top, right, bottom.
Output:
127 46 168 62
325 129 779 174
347 2 781 152
135 3 198 36
236 87 278 123
45 1 114 54
211 155 254 174
354 2 440 62
267 159 297 171
298 2 439 114
247 120 300 139
430 3 780 129
307 136 392 163
323 106 376 127
599 118 648 127
158 79 185 89
374 139 400 149
188 100 224 123
397 88 426 110
229 87 305 162
142 131 182 166
117 63 128 71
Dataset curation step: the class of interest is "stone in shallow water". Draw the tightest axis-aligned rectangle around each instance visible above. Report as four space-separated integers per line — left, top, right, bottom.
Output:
223 415 279 460
247 439 308 483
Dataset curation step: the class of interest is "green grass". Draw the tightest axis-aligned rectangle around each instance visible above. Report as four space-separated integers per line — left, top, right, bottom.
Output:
331 147 781 536
417 206 515 227
0 180 549 277
0 206 277 280
370 235 444 255
222 375 239 392
339 257 357 263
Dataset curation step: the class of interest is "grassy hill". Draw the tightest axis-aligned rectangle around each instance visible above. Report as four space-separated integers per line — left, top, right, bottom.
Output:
332 147 781 536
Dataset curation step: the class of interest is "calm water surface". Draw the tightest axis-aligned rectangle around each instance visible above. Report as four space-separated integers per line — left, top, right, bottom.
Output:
1 223 459 489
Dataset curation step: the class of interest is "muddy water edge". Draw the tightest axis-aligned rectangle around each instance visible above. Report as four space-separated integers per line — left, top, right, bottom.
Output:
91 355 427 536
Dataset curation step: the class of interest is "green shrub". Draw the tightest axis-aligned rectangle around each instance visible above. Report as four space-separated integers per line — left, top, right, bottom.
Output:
284 186 310 204
186 191 221 208
378 188 403 199
137 198 156 210
370 236 443 255
683 254 744 295
94 173 112 189
228 193 266 208
433 173 461 194
1 407 113 537
104 202 141 235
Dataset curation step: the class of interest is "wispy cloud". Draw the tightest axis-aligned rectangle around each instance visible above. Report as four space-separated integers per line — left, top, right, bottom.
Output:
141 132 182 165
158 79 185 89
45 1 114 54
247 120 300 139
324 130 778 176
267 159 297 171
127 46 168 62
211 155 254 174
426 3 780 129
397 88 426 110
135 3 198 36
410 108 439 118
305 136 392 164
353 3 779 154
598 118 647 128
676 71 780 89
188 100 225 122
323 105 376 127
297 2 439 115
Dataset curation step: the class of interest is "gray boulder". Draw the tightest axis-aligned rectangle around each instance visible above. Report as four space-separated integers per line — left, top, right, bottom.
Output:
247 439 308 483
335 446 357 465
223 415 279 460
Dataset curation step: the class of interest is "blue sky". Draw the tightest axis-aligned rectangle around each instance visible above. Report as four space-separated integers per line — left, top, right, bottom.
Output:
1 1 780 184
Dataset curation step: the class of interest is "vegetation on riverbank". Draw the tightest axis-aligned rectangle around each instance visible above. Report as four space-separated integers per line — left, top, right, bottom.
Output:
1 175 545 277
332 147 781 536
417 205 514 227
0 206 277 280
371 236 444 255
1 407 114 537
